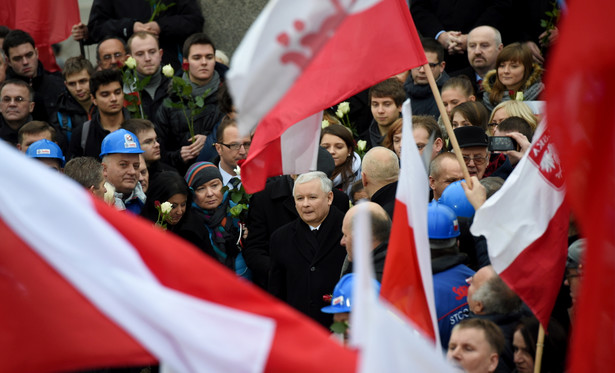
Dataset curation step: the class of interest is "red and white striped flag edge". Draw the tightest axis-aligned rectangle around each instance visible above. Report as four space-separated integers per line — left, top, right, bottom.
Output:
228 0 426 193
470 121 569 328
380 100 439 344
0 142 357 373
351 203 454 372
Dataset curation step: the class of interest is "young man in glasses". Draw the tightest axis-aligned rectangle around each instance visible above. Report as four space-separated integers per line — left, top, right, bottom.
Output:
214 118 250 188
406 38 450 118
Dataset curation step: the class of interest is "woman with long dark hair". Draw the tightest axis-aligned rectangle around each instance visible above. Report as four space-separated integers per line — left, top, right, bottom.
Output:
320 124 361 196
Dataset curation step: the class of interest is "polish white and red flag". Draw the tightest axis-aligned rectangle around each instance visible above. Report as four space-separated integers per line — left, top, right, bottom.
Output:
351 201 454 372
379 100 440 345
546 0 615 370
471 122 569 328
227 0 426 193
0 142 357 373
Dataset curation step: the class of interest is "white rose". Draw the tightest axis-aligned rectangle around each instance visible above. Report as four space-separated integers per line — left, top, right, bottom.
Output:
338 101 350 115
125 56 137 69
357 140 367 151
162 64 174 78
336 109 343 119
161 201 173 214
234 166 241 176
321 119 330 129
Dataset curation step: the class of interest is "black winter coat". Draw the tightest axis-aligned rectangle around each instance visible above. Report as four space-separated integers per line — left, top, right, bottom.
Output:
244 175 350 290
154 86 222 173
269 206 347 329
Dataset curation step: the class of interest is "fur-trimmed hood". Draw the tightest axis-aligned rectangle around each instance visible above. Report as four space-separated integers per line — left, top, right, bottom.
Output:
482 63 543 94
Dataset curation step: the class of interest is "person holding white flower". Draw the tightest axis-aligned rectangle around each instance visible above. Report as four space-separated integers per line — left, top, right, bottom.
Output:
183 161 251 279
142 170 191 233
125 32 171 120
320 124 361 196
155 33 223 174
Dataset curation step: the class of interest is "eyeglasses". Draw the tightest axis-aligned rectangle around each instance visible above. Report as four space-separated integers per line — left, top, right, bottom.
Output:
1 96 29 104
219 142 251 151
462 155 488 165
102 52 125 61
488 122 498 127
428 62 441 68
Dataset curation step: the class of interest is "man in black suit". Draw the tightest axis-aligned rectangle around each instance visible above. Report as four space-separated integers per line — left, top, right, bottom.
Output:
244 149 350 290
268 171 347 328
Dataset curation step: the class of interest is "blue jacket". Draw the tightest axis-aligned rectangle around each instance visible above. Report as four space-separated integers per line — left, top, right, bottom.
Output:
432 255 475 349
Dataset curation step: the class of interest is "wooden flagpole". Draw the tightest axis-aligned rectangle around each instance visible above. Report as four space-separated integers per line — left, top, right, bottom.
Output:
534 324 546 373
422 62 473 188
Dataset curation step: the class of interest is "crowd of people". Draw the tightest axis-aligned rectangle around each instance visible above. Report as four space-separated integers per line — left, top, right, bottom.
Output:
0 1 579 372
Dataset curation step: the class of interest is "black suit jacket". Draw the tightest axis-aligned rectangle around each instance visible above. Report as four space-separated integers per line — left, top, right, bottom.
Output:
244 176 350 289
268 206 346 328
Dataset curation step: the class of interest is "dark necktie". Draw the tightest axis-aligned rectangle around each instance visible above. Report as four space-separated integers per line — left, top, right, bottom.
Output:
229 177 240 189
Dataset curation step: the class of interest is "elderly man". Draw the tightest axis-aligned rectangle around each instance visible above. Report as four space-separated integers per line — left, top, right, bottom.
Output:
361 146 399 218
340 201 391 281
454 126 490 180
269 171 347 328
100 128 146 213
429 152 464 201
467 265 524 373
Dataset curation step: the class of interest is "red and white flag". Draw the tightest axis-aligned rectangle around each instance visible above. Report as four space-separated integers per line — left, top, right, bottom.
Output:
0 141 357 373
545 0 615 371
471 122 569 328
227 0 426 193
351 203 454 372
380 100 439 344
0 0 79 72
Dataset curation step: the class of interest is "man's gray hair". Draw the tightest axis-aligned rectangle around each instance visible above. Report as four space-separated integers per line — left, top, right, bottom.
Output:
472 272 522 314
293 171 332 196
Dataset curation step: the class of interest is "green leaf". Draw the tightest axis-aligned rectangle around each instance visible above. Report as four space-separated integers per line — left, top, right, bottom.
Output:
540 20 547 27
545 10 553 17
195 95 205 107
231 191 243 203
330 321 349 334
182 84 192 97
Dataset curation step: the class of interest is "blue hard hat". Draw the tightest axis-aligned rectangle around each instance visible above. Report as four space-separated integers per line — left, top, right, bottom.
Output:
26 139 65 166
321 273 381 314
99 129 144 157
439 180 475 218
428 201 460 239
